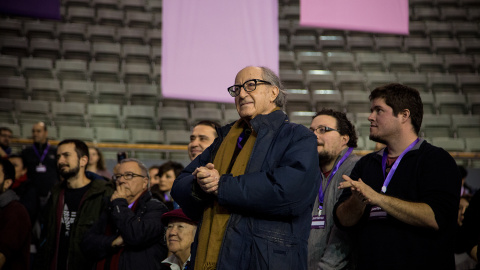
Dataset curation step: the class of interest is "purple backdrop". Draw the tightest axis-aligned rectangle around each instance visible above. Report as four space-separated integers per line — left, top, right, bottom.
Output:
300 0 409 35
0 0 60 20
162 0 279 103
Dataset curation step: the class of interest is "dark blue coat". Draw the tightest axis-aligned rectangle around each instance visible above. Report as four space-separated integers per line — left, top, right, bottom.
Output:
172 110 321 270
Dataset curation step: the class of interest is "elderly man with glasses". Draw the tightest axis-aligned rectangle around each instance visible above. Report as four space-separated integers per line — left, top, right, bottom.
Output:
83 158 169 269
172 66 321 270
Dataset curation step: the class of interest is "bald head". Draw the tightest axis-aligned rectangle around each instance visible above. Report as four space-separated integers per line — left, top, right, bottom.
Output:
32 122 48 144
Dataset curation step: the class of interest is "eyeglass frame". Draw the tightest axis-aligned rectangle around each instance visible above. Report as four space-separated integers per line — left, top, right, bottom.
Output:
310 125 340 135
112 172 147 181
227 79 272 97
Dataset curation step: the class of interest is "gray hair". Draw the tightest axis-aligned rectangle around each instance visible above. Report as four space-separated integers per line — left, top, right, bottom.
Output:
260 66 287 108
119 158 150 188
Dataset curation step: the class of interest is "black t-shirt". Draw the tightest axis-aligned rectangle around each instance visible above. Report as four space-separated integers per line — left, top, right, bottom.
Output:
57 183 91 270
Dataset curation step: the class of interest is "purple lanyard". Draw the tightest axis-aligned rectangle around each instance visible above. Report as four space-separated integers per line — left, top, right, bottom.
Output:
318 147 353 208
33 143 50 164
381 138 420 193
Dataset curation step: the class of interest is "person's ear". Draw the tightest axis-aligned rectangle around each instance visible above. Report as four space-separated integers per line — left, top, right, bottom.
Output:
3 179 12 191
270 86 279 103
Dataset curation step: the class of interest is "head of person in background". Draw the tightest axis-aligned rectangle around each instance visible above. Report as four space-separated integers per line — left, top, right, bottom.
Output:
148 165 161 183
0 127 13 158
161 208 197 270
188 120 220 161
87 147 112 180
310 109 358 172
8 154 27 185
32 122 48 145
112 158 150 205
151 161 184 210
152 161 184 192
458 166 472 196
458 194 472 227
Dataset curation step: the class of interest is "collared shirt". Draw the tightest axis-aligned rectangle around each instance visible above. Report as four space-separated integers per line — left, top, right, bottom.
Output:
162 254 191 270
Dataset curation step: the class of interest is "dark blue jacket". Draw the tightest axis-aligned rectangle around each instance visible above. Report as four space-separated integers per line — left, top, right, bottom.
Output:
82 190 169 270
172 110 321 270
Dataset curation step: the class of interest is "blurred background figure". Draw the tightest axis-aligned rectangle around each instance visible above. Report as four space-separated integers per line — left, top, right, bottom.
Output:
455 193 478 270
458 166 473 196
0 158 31 270
149 165 161 183
160 209 197 270
87 147 112 180
151 161 184 211
0 127 13 158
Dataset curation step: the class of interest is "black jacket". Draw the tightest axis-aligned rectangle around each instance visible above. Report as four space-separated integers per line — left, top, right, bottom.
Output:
83 190 169 270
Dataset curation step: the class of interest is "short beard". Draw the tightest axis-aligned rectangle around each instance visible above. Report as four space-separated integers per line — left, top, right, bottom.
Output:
369 134 387 145
318 151 335 168
59 163 80 181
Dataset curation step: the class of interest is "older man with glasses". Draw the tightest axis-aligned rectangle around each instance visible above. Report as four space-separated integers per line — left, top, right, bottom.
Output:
83 158 169 269
172 66 321 270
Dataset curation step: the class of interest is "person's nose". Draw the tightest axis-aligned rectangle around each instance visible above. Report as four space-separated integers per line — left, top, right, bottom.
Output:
368 112 375 123
238 86 249 99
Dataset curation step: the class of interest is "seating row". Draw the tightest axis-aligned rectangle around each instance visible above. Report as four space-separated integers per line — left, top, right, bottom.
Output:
61 0 162 12
281 51 480 74
280 70 480 94
286 89 480 115
0 99 237 130
0 57 161 84
0 123 188 145
0 37 162 61
280 20 480 39
281 34 480 54
0 18 162 43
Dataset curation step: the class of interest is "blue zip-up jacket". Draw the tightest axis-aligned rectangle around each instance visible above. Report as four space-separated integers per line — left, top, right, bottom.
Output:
171 110 321 270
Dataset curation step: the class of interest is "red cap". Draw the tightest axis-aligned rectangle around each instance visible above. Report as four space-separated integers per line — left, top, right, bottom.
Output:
161 208 197 225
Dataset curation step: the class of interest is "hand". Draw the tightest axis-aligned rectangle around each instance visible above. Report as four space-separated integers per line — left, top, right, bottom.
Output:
111 235 124 247
111 183 132 201
339 175 382 206
0 148 7 158
193 163 220 195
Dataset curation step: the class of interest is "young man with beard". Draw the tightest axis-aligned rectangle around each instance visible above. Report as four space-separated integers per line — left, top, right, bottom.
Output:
334 83 461 270
36 139 113 270
308 109 360 270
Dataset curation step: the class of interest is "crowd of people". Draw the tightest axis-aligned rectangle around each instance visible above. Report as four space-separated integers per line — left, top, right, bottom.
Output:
0 66 479 270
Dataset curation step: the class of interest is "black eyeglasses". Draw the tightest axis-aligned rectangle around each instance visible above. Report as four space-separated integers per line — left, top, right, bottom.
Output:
112 172 146 181
227 79 271 97
310 125 339 135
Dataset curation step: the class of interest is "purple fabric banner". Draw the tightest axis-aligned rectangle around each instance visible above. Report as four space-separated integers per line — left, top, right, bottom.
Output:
162 0 279 103
300 0 409 35
0 0 60 20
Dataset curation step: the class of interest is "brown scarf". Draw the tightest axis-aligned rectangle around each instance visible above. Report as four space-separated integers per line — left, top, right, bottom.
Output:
194 121 257 270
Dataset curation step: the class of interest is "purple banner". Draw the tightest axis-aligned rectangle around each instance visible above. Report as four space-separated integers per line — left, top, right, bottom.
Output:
162 0 279 103
0 0 60 20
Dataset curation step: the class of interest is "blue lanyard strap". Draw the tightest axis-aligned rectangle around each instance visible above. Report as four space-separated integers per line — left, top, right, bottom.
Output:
381 138 420 193
318 147 354 208
33 143 50 164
